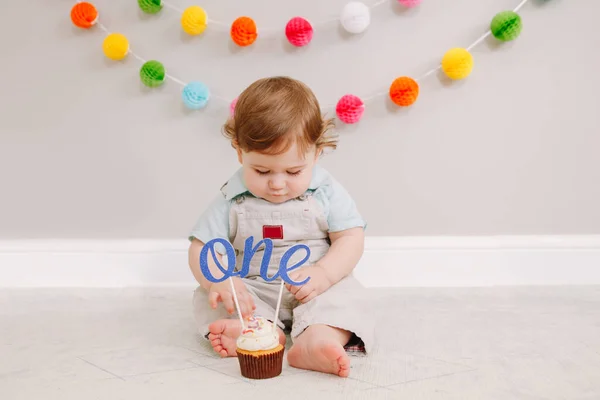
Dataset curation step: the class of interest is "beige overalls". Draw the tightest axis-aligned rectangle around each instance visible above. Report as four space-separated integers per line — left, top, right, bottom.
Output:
193 185 374 353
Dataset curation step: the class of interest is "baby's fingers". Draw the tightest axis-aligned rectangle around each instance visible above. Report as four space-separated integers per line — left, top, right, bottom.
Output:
294 284 313 302
288 283 301 295
246 291 256 311
239 291 254 317
221 292 235 314
287 272 307 292
300 290 318 304
208 291 220 309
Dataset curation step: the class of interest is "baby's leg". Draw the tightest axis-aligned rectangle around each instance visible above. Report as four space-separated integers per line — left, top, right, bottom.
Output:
192 284 285 357
287 324 352 377
288 275 376 376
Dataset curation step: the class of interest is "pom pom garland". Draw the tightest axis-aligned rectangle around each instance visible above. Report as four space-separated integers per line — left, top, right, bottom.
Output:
285 17 314 47
140 60 166 87
336 95 365 124
231 17 258 47
441 48 474 80
340 2 371 34
397 0 422 8
389 77 419 107
102 33 129 60
77 0 539 122
71 2 98 29
491 11 523 41
138 0 162 14
181 6 208 35
182 81 210 109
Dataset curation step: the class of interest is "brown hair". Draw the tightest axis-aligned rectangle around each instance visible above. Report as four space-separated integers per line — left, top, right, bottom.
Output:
223 76 337 156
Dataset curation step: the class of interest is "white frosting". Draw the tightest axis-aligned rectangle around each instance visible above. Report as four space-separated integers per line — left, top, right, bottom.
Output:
236 315 280 352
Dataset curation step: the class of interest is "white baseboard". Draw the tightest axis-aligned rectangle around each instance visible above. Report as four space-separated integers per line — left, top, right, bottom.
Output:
1 236 600 288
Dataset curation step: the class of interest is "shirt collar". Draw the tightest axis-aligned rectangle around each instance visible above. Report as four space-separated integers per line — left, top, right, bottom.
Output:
223 165 328 201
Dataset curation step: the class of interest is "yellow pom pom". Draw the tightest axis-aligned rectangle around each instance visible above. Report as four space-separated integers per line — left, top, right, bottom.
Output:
181 6 207 35
441 48 474 80
102 33 129 61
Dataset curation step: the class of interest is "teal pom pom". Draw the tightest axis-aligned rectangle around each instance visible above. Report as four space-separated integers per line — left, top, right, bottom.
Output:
182 81 210 109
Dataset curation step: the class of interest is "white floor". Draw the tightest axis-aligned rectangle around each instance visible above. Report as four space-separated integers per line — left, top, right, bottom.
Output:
1 287 600 399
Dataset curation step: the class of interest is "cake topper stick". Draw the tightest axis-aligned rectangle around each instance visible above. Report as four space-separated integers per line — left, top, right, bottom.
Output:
229 278 246 330
272 280 285 331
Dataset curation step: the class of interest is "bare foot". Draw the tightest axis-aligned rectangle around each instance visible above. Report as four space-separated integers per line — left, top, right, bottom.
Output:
207 319 286 358
287 325 352 377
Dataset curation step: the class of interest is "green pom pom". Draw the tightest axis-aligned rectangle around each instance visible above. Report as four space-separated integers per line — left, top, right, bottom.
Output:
140 61 165 88
138 0 162 14
491 11 523 42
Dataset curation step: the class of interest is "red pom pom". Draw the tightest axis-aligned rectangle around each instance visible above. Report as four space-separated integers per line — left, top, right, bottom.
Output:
336 95 364 124
285 17 313 47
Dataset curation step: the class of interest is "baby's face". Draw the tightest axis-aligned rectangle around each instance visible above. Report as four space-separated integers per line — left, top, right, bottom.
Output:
238 142 318 204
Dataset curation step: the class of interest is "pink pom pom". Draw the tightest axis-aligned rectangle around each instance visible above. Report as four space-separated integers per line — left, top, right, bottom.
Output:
336 95 364 124
398 0 422 7
230 97 237 116
285 17 313 47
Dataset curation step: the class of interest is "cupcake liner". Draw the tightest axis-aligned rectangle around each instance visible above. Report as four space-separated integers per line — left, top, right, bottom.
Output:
236 346 284 379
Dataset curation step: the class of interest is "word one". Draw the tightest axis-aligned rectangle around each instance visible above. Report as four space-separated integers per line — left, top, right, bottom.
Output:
200 236 312 286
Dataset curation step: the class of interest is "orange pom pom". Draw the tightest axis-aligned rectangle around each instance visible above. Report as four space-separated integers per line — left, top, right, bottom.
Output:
231 17 257 47
389 77 419 107
71 2 98 29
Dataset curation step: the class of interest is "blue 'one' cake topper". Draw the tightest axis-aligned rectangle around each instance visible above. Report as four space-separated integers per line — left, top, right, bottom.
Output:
199 236 311 286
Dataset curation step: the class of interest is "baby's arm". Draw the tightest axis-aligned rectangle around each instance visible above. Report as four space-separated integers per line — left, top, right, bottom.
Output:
188 238 222 290
286 227 364 303
187 193 231 290
317 227 365 285
188 238 256 317
186 193 256 317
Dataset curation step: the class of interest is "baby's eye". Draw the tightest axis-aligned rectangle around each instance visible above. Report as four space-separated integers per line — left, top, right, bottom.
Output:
287 170 302 176
255 169 269 175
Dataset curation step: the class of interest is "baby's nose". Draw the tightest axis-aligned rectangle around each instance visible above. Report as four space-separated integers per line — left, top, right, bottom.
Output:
269 178 285 189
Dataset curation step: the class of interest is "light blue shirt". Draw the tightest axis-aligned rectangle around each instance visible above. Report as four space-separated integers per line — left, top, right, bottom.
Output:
188 165 366 248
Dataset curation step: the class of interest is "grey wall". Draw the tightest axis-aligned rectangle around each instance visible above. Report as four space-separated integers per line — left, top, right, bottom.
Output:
1 0 598 240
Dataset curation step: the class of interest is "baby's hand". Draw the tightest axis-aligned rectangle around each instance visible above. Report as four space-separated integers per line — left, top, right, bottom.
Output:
208 277 256 318
285 265 332 304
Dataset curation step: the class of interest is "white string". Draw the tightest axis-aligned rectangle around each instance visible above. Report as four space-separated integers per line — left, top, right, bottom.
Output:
514 0 530 12
161 1 183 14
466 30 492 51
96 22 110 34
212 94 233 103
207 18 230 28
416 66 441 82
127 49 147 63
371 0 391 8
165 74 186 86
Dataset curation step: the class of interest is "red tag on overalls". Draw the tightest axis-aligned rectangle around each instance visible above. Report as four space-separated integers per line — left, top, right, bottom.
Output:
263 225 284 239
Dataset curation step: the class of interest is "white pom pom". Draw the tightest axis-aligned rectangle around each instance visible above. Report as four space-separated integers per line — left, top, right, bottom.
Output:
340 2 371 34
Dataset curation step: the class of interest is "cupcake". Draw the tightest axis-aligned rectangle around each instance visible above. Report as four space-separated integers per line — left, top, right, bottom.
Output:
236 315 284 379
